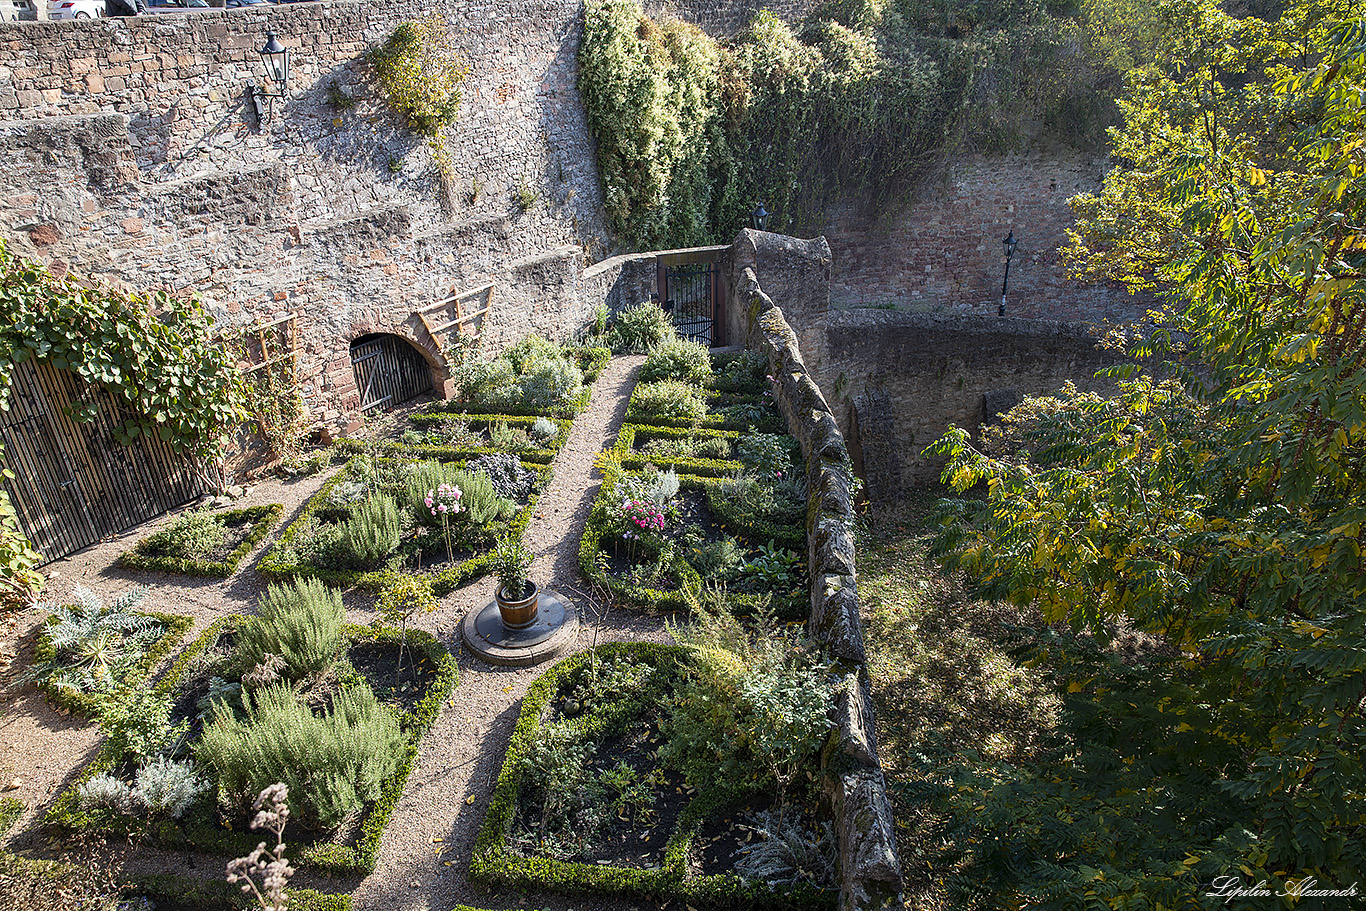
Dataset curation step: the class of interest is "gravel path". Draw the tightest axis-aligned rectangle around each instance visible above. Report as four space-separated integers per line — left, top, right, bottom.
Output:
2 355 674 910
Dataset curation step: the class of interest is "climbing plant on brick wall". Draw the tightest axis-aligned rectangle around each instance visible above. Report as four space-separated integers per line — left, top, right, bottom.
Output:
0 240 248 606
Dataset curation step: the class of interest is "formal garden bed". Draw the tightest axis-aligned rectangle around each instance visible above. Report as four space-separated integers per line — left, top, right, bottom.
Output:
45 578 458 878
585 330 808 617
116 504 284 577
426 336 610 419
579 466 808 617
22 585 193 719
398 413 574 464
259 452 549 595
472 631 837 910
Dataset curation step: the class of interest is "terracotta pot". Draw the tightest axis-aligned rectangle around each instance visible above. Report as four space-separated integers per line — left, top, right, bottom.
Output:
496 580 539 629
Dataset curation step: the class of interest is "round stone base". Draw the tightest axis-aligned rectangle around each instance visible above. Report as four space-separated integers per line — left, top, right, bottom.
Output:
461 588 578 667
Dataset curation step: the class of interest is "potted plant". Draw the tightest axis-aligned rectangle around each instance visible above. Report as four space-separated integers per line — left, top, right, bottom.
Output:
492 535 537 629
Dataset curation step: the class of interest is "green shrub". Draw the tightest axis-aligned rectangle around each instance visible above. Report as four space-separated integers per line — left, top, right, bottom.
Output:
737 432 794 475
489 421 533 453
340 494 401 569
18 586 161 694
452 336 585 411
713 349 770 394
629 380 707 423
451 467 516 527
530 417 560 443
131 756 208 819
141 510 227 559
451 356 518 406
404 460 456 527
198 683 404 832
368 17 469 137
640 338 712 384
466 453 539 501
237 578 346 681
609 301 678 353
685 537 744 579
697 436 733 459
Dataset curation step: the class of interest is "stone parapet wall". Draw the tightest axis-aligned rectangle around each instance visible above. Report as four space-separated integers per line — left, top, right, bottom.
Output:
731 234 903 910
820 308 1126 495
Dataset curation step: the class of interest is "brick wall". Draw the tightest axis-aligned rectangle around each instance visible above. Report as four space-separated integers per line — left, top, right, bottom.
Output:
823 152 1154 324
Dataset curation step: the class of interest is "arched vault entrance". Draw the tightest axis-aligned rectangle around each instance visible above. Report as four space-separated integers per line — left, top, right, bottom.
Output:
349 333 435 413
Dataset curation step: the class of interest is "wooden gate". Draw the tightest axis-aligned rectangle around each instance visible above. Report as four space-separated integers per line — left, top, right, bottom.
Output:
0 358 204 564
663 261 719 346
349 334 434 413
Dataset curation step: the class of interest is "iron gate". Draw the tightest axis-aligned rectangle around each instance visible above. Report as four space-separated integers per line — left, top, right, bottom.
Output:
663 261 717 345
0 358 204 563
349 334 434 413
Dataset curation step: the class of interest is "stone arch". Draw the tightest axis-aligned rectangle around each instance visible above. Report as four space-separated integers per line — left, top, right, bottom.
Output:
347 331 438 414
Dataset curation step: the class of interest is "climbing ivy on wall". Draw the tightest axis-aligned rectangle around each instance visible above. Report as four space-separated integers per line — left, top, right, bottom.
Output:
579 0 1119 251
0 240 248 605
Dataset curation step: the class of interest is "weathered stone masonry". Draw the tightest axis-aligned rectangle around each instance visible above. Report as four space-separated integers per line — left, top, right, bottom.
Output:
0 0 612 439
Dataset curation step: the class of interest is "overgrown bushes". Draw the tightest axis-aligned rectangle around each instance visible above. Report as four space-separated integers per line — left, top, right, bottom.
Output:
449 335 586 416
580 0 1117 249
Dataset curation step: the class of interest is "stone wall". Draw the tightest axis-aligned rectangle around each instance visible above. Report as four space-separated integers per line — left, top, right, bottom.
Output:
822 309 1126 496
0 0 609 439
733 251 903 911
823 152 1153 324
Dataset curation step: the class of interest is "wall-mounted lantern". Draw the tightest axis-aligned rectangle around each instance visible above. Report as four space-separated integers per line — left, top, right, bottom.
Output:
999 230 1018 317
750 203 770 232
247 31 290 124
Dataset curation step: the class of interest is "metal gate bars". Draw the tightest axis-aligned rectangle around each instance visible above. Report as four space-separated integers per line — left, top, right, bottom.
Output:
0 358 204 564
349 334 434 413
663 261 717 346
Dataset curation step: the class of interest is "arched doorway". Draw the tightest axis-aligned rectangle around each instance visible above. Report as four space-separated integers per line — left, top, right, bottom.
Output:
349 333 435 413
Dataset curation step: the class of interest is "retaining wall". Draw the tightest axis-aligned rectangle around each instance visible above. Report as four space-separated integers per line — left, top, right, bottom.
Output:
733 236 903 911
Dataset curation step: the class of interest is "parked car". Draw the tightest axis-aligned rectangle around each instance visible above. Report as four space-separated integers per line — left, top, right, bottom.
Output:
225 0 268 6
145 0 208 11
47 0 104 17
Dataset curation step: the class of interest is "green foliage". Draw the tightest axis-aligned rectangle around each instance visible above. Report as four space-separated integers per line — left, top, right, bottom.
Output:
140 510 228 560
131 756 208 819
580 0 1113 250
640 338 713 384
736 432 794 475
237 578 345 682
339 494 401 569
0 239 245 462
19 585 160 694
711 349 769 394
119 504 283 578
450 336 585 413
530 416 560 443
628 380 707 424
606 300 678 354
665 602 832 805
466 452 539 501
492 534 533 598
927 9 1366 895
367 17 469 137
0 483 43 611
376 575 436 677
198 683 404 832
96 687 187 763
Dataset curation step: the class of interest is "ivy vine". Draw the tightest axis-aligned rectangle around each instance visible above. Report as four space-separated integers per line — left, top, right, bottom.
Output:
241 334 307 464
579 0 1116 251
0 239 247 604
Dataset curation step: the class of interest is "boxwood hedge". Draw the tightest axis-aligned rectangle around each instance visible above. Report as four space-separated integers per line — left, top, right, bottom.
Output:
116 504 284 577
45 620 458 878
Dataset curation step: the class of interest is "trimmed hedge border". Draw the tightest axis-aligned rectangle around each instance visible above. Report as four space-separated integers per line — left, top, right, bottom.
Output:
259 455 550 596
402 412 575 463
45 620 458 878
116 504 284 577
625 385 785 432
608 423 743 478
124 875 351 911
470 642 832 911
578 466 805 618
33 610 193 719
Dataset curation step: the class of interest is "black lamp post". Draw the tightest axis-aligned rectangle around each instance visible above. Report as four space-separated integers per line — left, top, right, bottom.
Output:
999 230 1018 317
248 32 290 123
750 203 770 232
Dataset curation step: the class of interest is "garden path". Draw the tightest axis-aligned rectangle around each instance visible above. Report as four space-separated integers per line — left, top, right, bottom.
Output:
349 353 675 911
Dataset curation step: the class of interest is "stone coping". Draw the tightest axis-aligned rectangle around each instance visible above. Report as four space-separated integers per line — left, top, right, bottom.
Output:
736 255 904 910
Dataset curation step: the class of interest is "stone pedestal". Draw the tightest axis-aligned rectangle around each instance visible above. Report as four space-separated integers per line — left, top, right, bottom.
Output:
461 588 578 667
